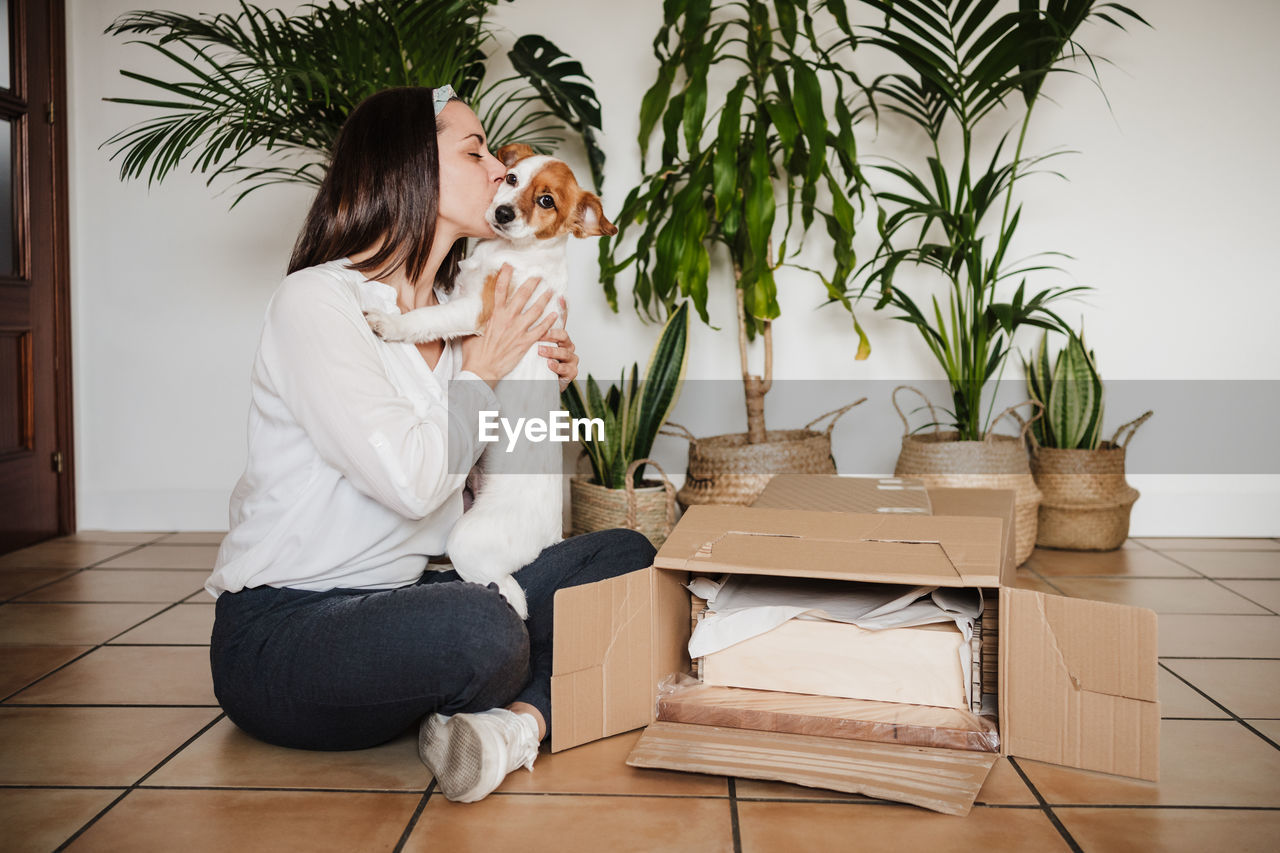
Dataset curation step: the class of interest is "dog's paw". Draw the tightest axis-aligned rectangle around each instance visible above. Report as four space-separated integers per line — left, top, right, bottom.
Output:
363 310 406 342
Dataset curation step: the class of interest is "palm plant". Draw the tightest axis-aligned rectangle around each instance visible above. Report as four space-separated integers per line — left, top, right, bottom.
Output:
103 0 605 205
851 0 1147 440
561 302 690 489
599 0 868 444
1024 329 1103 449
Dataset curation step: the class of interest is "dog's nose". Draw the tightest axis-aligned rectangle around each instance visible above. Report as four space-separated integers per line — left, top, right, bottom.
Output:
494 205 515 225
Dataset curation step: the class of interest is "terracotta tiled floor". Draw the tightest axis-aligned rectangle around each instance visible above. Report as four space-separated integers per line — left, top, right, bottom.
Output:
2 533 1278 852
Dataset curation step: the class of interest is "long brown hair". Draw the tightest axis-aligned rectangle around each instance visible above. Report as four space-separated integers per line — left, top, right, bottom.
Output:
288 87 464 290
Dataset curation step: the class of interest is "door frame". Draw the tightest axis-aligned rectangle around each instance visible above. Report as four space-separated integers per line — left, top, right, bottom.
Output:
48 0 73 532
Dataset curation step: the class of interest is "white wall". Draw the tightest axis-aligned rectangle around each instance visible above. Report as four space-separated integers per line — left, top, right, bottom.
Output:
66 0 1280 534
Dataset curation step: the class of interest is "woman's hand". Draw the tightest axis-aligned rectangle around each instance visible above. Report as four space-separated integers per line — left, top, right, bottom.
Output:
460 264 557 388
540 297 579 392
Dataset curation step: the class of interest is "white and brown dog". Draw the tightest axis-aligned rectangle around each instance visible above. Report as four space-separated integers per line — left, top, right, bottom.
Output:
365 144 616 618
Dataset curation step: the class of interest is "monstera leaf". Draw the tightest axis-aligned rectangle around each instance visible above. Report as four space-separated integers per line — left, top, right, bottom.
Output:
508 35 605 191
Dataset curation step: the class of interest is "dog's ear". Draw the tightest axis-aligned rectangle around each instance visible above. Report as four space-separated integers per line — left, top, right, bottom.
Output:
494 143 536 169
570 193 617 238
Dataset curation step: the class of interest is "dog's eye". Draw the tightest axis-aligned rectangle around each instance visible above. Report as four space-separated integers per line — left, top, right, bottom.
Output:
536 194 555 209
505 174 518 186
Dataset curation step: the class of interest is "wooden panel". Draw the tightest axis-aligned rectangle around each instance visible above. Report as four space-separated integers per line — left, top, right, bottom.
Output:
657 683 999 752
0 326 31 453
628 721 996 816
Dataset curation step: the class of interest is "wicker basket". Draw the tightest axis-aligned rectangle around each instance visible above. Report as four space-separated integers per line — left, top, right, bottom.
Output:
1031 411 1152 551
891 386 1043 566
569 458 678 548
663 400 865 508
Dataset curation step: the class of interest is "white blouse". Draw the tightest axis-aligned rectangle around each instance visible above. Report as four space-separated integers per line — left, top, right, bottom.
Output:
205 259 499 597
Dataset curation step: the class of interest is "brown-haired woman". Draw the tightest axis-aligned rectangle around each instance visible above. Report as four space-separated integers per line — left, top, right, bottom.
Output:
205 87 655 803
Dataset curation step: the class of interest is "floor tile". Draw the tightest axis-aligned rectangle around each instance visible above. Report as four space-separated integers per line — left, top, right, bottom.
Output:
497 729 727 796
737 802 1068 852
156 532 227 545
184 590 216 604
0 602 168 645
0 645 93 700
1017 719 1280 806
405 794 734 853
1156 615 1280 658
1023 548 1196 578
1137 538 1280 552
95 545 219 571
0 542 139 570
1055 807 1280 853
59 531 167 545
0 788 124 853
14 569 207 603
0 706 219 785
1158 667 1229 718
64 788 419 853
1048 577 1268 614
1165 550 1280 579
1219 580 1280 614
1162 660 1280 718
0 568 78 600
109 604 214 645
1013 570 1062 595
6 645 216 706
148 718 430 790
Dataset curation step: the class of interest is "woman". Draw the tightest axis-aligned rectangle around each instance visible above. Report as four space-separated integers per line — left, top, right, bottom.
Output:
205 86 655 804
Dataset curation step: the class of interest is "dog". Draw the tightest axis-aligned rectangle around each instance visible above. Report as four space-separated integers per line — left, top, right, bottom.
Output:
365 144 616 618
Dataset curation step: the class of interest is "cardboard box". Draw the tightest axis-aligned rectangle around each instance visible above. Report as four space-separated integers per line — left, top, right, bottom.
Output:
549 475 1159 815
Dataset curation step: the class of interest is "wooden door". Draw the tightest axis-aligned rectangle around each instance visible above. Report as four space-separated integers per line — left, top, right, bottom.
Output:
0 0 72 553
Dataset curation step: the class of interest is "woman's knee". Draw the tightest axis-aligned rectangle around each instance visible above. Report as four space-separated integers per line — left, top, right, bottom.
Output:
599 527 658 568
443 585 530 709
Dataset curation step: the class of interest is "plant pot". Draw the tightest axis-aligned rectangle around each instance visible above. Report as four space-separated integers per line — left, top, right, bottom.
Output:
891 386 1043 566
569 459 678 548
663 400 865 508
1030 411 1152 551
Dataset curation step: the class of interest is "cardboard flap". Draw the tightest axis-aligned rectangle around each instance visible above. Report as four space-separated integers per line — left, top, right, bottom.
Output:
1002 587 1160 781
550 568 654 752
627 721 997 816
753 475 933 514
654 505 1001 587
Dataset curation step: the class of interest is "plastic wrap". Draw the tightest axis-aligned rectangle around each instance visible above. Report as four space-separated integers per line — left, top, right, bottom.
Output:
655 674 1000 753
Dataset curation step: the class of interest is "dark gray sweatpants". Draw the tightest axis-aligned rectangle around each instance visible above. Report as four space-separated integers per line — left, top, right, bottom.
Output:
209 528 655 750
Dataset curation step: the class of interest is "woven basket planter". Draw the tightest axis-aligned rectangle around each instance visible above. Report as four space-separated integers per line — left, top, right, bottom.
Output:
1031 411 1152 551
569 459 678 548
891 386 1043 566
663 400 865 508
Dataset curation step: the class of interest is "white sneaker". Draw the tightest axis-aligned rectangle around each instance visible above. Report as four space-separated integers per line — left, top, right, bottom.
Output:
419 708 540 802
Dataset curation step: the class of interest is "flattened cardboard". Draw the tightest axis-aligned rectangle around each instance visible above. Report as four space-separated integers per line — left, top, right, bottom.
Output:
628 722 997 817
1002 587 1160 780
550 568 654 752
654 504 1003 588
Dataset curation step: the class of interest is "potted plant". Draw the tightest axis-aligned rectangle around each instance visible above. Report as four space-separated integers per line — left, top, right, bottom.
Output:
103 0 606 201
562 303 690 546
599 0 868 507
1024 330 1152 551
849 0 1147 563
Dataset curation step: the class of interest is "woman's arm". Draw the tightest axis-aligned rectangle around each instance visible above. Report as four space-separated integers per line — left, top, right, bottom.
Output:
260 272 497 519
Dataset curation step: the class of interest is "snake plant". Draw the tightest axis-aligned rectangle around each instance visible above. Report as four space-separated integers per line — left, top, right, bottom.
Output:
1024 330 1104 450
103 0 605 205
561 302 690 489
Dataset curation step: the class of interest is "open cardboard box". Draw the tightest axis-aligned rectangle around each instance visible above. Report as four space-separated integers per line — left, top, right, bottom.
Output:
549 475 1159 815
